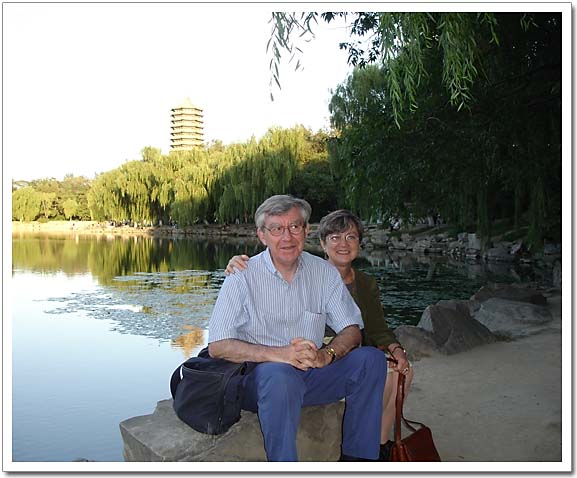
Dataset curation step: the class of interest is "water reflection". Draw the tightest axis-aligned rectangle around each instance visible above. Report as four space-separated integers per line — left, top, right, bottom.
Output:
171 326 206 358
12 233 263 283
13 233 540 353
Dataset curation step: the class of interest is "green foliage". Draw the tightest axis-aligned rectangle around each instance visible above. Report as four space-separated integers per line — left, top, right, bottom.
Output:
79 126 336 227
12 187 42 221
62 198 79 220
13 175 93 221
326 13 561 248
269 12 503 125
267 12 318 98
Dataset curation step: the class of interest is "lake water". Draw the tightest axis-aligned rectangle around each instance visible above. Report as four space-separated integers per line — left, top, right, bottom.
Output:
9 233 536 462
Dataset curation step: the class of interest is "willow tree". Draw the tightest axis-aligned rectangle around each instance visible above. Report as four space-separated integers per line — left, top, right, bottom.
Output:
269 12 501 126
87 170 127 222
169 148 218 226
12 187 42 221
62 198 79 220
287 129 337 220
215 127 305 223
271 12 561 249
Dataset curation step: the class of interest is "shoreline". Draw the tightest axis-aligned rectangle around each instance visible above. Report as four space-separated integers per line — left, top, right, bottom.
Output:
12 220 562 289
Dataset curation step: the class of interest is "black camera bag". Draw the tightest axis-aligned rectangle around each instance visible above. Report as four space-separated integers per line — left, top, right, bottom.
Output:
169 347 256 435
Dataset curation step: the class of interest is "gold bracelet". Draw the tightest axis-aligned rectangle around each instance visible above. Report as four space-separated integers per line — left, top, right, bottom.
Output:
324 346 337 363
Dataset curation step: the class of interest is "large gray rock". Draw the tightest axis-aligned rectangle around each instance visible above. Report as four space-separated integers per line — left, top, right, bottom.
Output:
120 399 344 462
471 283 547 305
412 239 431 253
467 233 482 251
416 302 497 354
436 299 481 317
394 300 496 358
472 298 553 339
390 236 407 250
393 325 440 360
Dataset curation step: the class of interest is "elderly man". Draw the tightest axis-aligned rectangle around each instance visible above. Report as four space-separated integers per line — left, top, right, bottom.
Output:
208 195 387 461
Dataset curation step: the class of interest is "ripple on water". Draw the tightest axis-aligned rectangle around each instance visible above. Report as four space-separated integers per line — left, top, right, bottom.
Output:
45 270 225 342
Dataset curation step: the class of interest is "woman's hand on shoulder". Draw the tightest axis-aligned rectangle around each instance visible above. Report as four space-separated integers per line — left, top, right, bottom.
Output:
224 254 250 275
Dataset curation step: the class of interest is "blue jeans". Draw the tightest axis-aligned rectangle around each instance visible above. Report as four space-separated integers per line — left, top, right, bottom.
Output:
240 346 387 461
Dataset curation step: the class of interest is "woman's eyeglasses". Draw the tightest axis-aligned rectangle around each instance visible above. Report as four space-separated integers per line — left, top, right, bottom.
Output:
327 233 359 244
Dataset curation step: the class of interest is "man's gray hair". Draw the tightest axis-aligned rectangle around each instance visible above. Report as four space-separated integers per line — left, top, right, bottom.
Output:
254 195 312 229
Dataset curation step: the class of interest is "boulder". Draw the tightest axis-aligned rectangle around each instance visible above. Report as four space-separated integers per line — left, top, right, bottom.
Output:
414 239 431 248
390 237 407 250
467 233 482 251
416 302 497 354
471 298 553 339
369 229 389 247
393 325 440 359
120 399 344 462
471 283 547 306
436 298 482 317
447 240 461 250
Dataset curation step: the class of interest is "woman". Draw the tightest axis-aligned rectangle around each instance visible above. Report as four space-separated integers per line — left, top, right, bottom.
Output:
225 209 413 460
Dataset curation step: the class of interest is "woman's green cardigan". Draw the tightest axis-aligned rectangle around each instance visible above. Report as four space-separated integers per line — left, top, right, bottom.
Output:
349 268 399 348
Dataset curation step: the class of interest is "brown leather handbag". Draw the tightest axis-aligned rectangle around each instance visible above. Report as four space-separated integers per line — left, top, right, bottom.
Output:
389 372 442 461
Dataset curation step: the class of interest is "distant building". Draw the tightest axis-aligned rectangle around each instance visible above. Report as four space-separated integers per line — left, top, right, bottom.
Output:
170 98 204 150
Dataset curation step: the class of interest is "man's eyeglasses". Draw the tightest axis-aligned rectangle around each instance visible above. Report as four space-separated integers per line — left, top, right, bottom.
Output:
327 233 359 244
262 223 305 236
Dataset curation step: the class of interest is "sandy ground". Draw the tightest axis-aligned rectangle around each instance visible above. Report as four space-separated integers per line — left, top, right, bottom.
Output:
401 292 564 465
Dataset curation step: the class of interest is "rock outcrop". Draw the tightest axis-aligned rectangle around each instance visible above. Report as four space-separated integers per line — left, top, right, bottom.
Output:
395 300 496 358
120 399 344 462
394 284 554 358
472 298 553 339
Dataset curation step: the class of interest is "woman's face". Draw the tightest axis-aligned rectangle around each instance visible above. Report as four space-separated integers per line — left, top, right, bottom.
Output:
320 225 360 268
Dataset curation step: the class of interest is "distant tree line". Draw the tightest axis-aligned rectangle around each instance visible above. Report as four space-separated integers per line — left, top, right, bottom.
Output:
12 126 338 226
12 175 92 222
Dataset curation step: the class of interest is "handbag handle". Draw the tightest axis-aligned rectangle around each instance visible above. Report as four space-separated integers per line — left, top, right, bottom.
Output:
389 356 427 443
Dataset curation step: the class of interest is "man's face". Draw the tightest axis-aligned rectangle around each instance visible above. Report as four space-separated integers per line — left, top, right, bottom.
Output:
257 206 309 270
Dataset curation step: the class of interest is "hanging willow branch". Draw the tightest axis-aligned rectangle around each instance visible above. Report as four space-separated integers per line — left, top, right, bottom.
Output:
267 11 502 126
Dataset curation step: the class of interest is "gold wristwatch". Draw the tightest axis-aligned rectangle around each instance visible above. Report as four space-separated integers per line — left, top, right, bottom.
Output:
324 346 337 363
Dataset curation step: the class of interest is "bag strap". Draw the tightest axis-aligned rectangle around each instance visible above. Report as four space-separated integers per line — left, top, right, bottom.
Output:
390 357 426 443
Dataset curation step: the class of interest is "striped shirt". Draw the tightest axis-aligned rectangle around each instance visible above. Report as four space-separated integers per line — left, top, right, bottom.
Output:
208 249 363 348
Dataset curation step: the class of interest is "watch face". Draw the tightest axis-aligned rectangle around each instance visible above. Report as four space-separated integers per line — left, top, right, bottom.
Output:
325 347 336 362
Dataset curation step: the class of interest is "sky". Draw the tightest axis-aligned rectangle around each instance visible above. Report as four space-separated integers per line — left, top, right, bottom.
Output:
3 3 354 182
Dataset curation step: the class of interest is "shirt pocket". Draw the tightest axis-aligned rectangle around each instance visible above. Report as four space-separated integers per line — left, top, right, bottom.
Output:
297 311 326 345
